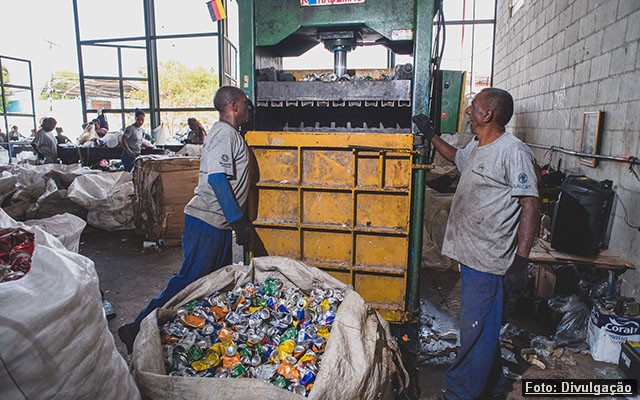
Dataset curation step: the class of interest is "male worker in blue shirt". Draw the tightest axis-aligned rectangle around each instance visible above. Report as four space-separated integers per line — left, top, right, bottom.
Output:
413 88 539 399
118 86 253 353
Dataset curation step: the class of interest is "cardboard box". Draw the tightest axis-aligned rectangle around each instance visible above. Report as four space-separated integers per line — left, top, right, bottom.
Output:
588 300 640 363
533 264 556 299
618 340 640 380
133 155 200 245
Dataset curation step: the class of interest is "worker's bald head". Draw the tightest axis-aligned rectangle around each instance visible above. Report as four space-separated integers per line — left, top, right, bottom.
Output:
214 86 247 113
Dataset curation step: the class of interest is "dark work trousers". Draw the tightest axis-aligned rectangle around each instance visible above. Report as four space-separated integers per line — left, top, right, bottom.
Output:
444 264 506 400
121 150 140 172
135 215 232 326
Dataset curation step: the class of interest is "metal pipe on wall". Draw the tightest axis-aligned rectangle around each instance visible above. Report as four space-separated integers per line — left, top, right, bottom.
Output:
526 142 640 166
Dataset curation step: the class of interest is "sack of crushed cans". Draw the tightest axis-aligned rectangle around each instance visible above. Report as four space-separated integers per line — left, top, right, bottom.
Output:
159 277 343 397
0 228 35 283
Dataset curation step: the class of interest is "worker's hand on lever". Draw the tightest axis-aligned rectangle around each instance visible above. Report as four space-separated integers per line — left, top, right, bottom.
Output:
412 114 438 140
503 254 529 294
231 216 252 246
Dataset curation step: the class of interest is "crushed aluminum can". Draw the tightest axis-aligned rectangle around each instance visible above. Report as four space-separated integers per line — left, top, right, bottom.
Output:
290 383 307 396
225 311 241 325
250 354 262 367
254 364 277 382
225 345 237 357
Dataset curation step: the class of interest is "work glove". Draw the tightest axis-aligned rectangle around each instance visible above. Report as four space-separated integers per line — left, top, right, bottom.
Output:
503 254 529 295
411 114 438 140
231 216 252 246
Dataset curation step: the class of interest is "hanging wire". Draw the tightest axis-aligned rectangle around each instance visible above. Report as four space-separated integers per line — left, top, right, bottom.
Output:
616 195 640 231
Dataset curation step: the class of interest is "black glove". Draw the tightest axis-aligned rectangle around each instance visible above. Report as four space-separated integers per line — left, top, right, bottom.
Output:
411 114 438 140
231 216 252 246
503 254 529 294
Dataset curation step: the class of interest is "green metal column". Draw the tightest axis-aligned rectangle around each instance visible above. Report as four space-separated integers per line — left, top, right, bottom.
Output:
408 0 435 314
143 0 160 129
238 0 255 102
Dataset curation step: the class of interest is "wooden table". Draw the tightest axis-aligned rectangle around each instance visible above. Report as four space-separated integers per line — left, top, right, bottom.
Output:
529 238 634 296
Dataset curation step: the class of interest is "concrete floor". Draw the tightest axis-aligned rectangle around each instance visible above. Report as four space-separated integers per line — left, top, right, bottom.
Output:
80 228 624 400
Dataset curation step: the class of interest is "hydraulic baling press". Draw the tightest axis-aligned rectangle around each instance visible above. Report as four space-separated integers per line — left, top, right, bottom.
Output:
238 0 437 322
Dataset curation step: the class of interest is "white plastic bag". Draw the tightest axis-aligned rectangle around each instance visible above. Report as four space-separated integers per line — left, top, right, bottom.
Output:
0 211 140 399
103 131 123 148
152 123 170 146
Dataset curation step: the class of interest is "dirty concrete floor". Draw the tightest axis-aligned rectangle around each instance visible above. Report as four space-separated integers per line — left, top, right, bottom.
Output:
81 228 623 400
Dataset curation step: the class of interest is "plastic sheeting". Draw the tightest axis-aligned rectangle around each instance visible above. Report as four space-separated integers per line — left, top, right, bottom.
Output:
0 211 140 400
132 256 408 400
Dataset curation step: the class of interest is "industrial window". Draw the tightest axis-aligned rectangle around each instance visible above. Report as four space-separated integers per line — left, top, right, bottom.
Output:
73 0 238 136
440 0 497 95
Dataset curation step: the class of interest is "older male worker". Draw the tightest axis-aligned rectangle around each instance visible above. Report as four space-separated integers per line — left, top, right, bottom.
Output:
413 88 539 400
118 86 253 353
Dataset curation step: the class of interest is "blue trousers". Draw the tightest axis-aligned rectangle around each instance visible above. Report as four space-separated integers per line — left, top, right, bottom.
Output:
444 265 506 400
135 215 232 326
121 150 140 172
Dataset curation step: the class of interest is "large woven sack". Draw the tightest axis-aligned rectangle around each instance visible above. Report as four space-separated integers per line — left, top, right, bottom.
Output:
133 256 408 400
0 211 140 399
67 171 135 230
422 188 457 271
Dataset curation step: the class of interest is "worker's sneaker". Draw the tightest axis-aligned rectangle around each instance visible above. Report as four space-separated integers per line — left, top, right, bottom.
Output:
117 322 139 354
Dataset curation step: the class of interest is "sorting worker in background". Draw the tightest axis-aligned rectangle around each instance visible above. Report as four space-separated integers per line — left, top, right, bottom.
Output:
9 125 24 141
184 117 207 145
121 109 148 172
96 108 109 131
117 86 253 353
55 127 72 145
32 117 59 164
92 119 108 137
413 88 539 400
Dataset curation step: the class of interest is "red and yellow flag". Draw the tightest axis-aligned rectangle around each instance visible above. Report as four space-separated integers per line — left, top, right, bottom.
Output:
207 0 227 21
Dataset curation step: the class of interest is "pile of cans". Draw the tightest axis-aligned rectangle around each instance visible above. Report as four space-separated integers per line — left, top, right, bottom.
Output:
302 72 380 82
159 278 344 396
0 228 35 284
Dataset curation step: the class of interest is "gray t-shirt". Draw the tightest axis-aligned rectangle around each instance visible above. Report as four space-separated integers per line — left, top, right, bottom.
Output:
123 124 146 153
184 121 250 229
32 129 58 164
442 132 539 275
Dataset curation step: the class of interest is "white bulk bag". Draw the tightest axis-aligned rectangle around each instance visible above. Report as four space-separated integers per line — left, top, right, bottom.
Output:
67 171 135 230
0 213 140 399
133 256 408 400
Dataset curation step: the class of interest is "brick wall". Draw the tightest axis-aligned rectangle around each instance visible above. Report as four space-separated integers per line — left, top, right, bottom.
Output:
494 0 640 297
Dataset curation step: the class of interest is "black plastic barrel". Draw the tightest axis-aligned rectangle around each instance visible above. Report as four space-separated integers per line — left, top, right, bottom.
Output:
550 175 614 256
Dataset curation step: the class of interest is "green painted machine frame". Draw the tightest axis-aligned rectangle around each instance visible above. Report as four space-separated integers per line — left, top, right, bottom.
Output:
238 0 436 322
